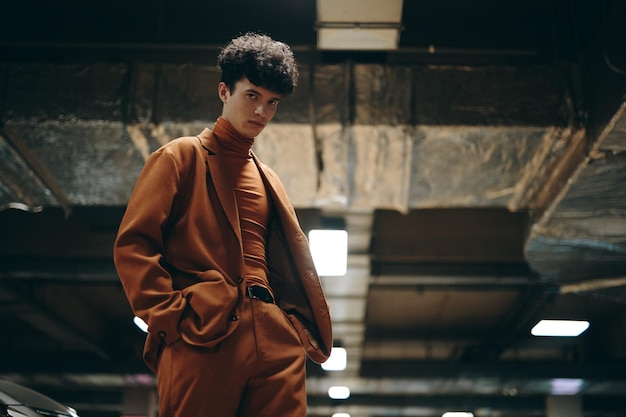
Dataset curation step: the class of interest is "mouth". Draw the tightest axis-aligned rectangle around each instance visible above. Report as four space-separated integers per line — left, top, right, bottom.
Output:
249 120 265 128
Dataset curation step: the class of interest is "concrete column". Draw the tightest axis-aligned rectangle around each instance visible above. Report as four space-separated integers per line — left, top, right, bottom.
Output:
121 387 158 417
546 395 582 417
146 390 158 417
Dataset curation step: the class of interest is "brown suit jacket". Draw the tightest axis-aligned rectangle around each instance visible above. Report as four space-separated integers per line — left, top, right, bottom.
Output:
114 128 332 372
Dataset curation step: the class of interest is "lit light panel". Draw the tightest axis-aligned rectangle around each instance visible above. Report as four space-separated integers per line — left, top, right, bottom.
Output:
309 229 348 276
531 319 590 337
322 347 347 371
328 386 350 400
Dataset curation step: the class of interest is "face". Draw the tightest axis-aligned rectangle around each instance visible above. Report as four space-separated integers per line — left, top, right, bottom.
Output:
218 77 282 139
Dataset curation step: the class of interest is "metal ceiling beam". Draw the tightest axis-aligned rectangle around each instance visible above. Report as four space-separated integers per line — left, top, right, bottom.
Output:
3 357 626 382
359 360 626 380
458 288 556 361
0 284 111 360
307 394 626 416
0 125 72 216
561 276 626 294
0 354 145 374
370 274 544 291
0 258 118 282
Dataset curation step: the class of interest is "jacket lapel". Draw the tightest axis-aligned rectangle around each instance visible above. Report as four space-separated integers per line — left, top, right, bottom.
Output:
198 129 242 244
252 153 297 228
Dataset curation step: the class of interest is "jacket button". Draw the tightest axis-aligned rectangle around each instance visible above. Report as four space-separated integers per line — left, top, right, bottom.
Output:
230 314 239 322
237 276 244 284
158 331 166 338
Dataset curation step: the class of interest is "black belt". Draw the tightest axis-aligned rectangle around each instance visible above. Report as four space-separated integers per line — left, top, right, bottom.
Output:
246 285 275 304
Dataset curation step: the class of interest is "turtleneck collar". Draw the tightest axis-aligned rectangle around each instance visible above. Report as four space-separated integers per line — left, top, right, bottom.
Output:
212 116 255 157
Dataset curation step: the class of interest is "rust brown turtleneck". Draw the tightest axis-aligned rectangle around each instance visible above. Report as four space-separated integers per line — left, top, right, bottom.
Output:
212 117 272 290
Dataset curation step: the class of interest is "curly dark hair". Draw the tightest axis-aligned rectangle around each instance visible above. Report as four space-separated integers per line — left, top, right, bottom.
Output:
217 33 299 96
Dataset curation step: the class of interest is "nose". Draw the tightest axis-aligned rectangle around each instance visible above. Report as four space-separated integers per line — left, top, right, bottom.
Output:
255 104 266 117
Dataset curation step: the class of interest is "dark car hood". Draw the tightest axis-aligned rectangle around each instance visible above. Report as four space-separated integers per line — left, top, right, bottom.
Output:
0 380 77 417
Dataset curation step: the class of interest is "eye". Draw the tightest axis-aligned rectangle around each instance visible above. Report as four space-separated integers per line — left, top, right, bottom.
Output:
268 99 279 106
247 93 257 100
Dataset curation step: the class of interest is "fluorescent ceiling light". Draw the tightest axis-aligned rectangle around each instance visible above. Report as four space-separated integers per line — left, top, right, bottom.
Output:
531 319 590 337
328 386 351 400
316 0 403 50
309 229 348 276
442 413 474 417
318 27 400 50
332 414 351 417
322 347 347 371
551 378 583 395
317 0 403 22
133 316 148 333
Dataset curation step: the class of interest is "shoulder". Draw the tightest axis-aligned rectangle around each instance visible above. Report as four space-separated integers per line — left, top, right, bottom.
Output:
156 128 216 158
157 135 203 156
139 135 206 180
149 135 206 166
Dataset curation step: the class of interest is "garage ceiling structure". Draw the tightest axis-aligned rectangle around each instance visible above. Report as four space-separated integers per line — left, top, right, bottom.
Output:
1 1 626 416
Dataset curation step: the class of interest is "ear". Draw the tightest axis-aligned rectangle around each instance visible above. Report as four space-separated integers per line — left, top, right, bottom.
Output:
218 82 229 103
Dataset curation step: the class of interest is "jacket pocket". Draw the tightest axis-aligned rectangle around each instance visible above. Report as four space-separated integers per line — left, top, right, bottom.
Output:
178 270 239 347
286 312 331 364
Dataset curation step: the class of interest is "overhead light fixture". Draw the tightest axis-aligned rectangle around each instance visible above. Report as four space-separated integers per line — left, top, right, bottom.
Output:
551 378 583 395
316 23 402 50
316 0 403 50
309 229 348 276
328 386 351 400
322 347 347 371
133 316 148 333
332 414 351 417
442 413 474 417
531 319 590 337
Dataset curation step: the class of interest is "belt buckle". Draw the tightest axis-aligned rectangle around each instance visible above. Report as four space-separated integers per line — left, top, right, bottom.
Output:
246 286 258 300
247 286 274 304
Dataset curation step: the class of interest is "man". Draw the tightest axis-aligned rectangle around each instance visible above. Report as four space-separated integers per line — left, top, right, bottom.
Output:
114 33 332 417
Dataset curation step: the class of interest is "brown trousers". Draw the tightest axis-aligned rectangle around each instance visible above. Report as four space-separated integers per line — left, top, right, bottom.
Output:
156 293 307 417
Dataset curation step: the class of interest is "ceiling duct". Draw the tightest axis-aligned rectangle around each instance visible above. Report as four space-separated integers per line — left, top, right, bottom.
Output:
316 0 403 50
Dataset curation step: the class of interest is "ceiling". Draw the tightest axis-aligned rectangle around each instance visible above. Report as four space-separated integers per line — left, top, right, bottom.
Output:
1 1 626 416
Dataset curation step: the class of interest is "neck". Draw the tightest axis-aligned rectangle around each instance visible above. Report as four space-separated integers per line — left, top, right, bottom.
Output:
212 117 254 156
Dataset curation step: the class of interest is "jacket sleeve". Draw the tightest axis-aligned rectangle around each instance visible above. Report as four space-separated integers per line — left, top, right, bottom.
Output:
113 149 186 346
